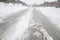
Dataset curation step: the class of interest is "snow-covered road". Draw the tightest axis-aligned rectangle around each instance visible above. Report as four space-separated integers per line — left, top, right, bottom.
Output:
0 2 60 40
0 7 53 40
35 7 60 40
3 8 33 40
0 7 33 40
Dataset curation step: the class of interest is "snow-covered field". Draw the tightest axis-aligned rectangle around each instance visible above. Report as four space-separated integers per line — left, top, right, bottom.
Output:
36 7 60 28
0 2 28 17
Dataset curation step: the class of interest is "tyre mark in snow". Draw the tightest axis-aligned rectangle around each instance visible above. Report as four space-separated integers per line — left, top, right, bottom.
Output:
18 8 53 40
33 8 60 40
0 8 29 38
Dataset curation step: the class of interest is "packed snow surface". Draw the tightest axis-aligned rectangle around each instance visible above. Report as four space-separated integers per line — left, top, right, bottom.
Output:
36 7 60 28
1 8 33 40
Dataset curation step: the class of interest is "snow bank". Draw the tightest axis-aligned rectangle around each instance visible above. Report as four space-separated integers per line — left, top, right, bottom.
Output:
0 2 28 17
36 7 60 28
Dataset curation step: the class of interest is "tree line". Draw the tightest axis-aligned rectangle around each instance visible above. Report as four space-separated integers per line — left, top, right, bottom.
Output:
0 0 7 2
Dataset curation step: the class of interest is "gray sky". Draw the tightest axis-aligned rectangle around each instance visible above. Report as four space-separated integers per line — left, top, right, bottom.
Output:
20 0 57 5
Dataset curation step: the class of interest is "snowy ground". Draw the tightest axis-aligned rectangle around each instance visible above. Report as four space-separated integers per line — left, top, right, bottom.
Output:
0 5 53 40
1 7 33 40
0 2 55 40
0 2 28 17
36 7 60 29
0 2 28 23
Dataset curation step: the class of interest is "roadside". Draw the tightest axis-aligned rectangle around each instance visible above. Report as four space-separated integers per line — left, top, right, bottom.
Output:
35 7 60 40
36 7 60 29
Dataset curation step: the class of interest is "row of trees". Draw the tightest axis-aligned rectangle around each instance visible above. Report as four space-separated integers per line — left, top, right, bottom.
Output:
0 0 7 2
0 0 24 3
0 0 15 3
0 0 28 6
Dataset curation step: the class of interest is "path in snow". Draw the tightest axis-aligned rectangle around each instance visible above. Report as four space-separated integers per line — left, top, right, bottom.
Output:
0 7 54 40
13 8 53 40
34 8 60 40
0 8 31 40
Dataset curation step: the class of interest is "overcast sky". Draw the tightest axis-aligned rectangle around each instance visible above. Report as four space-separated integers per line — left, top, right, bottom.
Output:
20 0 57 5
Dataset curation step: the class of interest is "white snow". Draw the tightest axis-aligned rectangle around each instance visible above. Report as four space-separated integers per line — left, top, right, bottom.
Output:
36 7 60 28
2 8 33 40
0 2 28 17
